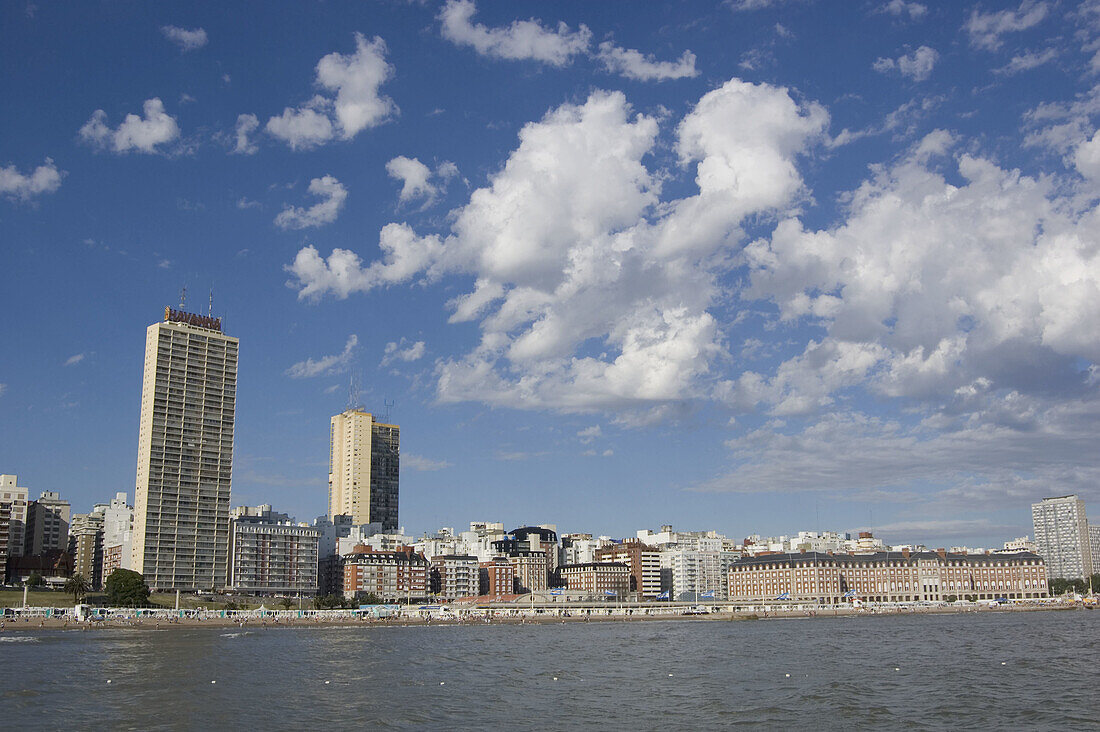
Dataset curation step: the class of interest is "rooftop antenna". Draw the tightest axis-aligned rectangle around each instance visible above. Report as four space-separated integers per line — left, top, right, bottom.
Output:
178 285 187 310
208 285 214 317
382 398 395 422
347 373 361 411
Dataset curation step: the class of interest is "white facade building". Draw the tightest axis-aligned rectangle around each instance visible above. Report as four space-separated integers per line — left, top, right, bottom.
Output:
1032 495 1093 580
132 308 237 590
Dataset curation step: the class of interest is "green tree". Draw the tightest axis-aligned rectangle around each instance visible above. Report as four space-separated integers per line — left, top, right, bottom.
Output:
278 597 294 610
223 599 241 611
25 572 45 588
104 569 151 607
1090 574 1100 594
64 573 90 604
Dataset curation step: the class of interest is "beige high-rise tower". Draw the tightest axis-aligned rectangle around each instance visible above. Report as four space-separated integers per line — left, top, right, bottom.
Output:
328 409 399 531
132 307 238 590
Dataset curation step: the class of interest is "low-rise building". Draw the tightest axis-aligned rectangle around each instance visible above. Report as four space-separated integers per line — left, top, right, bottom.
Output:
479 558 515 597
595 540 661 598
230 511 320 595
728 550 1048 604
343 546 428 601
558 562 631 598
430 555 480 599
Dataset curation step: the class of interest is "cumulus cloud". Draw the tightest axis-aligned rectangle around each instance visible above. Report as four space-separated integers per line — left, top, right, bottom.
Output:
64 353 85 366
233 113 259 154
577 425 602 442
733 131 1100 420
286 334 358 378
879 1 927 19
439 0 591 66
288 80 827 415
384 156 457 206
0 158 63 201
596 43 698 81
79 98 180 154
965 0 1048 51
873 46 938 81
275 175 348 229
161 25 207 51
266 33 396 150
382 339 427 365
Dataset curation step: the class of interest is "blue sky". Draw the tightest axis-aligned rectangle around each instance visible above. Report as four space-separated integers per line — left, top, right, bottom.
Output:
2 0 1098 548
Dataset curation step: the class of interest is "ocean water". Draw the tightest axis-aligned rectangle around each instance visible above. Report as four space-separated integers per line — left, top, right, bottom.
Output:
2 610 1097 730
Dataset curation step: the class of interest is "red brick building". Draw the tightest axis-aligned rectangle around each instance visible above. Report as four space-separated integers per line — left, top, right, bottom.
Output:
343 545 428 601
558 562 631 597
479 558 515 597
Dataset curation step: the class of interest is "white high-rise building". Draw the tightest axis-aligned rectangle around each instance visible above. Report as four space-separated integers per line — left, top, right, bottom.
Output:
1089 524 1100 577
328 409 399 531
132 307 238 590
1031 495 1092 581
0 475 28 559
102 492 134 579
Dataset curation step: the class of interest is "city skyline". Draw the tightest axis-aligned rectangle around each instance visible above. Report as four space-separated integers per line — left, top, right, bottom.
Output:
2 1 1099 547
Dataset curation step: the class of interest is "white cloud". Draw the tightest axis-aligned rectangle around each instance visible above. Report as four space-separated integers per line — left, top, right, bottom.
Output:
596 43 698 81
266 34 396 150
382 339 427 365
233 113 259 154
386 156 435 204
993 48 1057 75
439 0 591 66
873 46 938 81
736 132 1100 419
577 425 602 442
64 353 85 366
275 175 348 229
79 98 180 154
402 453 452 471
965 0 1048 51
237 197 261 210
879 1 927 19
0 158 62 201
161 25 207 51
286 334 358 378
289 80 827 415
0 383 6 397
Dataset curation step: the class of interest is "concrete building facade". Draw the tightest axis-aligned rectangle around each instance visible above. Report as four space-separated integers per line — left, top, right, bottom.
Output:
101 493 133 580
343 546 427 601
595 540 661 598
1032 495 1093 580
70 505 107 589
229 514 320 595
728 550 1048 603
508 551 549 593
132 308 238 590
0 475 28 562
429 555 480 600
558 562 631 597
328 409 400 531
24 491 70 557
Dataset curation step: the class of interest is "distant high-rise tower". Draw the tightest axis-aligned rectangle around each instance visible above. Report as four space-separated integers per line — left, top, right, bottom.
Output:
1031 495 1092 581
328 409 399 531
132 307 238 590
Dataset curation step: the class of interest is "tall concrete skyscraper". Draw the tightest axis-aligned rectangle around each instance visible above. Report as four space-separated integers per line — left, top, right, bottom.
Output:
328 409 399 531
132 307 238 590
1031 495 1093 581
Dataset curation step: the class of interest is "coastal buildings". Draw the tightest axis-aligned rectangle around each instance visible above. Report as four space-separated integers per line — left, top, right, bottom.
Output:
429 555 479 599
1090 525 1100 576
229 507 320 595
70 504 107 589
727 550 1048 603
343 546 427 601
1031 495 1093 580
508 551 549 593
0 475 28 581
328 409 400 531
132 307 238 591
594 540 661 598
24 490 70 556
665 549 739 601
558 562 631 597
101 493 133 579
479 558 515 597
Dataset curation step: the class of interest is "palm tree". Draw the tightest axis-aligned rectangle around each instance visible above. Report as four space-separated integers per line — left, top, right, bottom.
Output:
64 573 90 604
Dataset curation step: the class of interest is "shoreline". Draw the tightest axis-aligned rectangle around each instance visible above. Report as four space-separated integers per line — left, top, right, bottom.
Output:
0 602 1080 633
